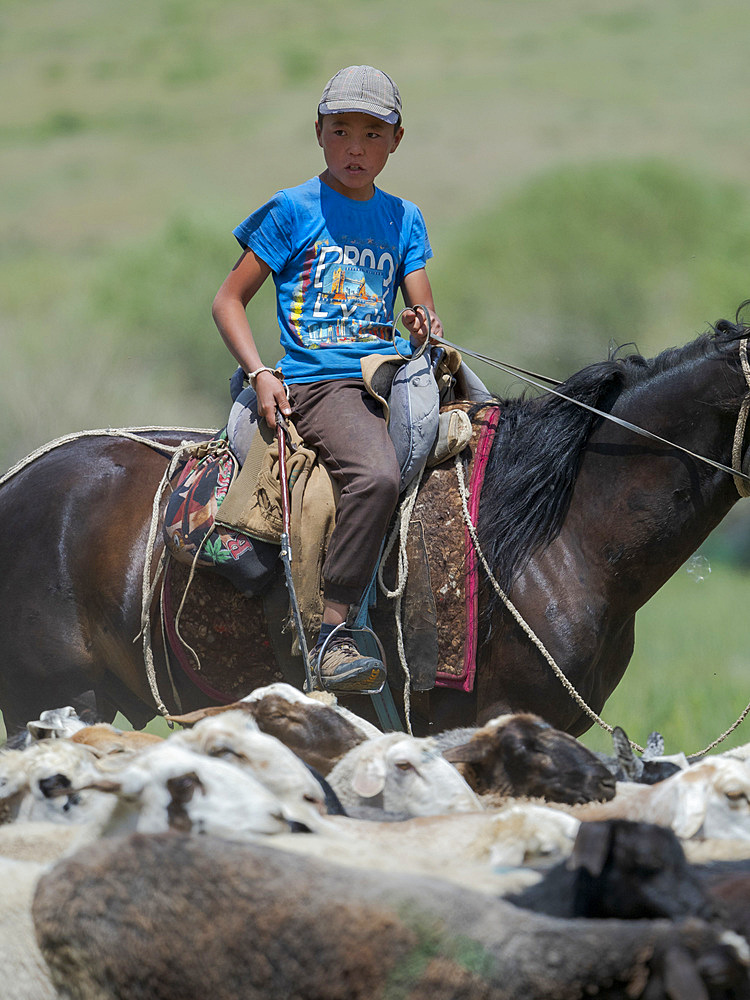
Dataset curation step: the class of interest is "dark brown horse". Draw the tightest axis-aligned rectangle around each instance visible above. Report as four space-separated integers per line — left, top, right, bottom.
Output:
2 315 750 738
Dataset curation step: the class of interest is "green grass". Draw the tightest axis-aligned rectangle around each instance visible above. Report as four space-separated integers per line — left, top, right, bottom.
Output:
579 558 750 757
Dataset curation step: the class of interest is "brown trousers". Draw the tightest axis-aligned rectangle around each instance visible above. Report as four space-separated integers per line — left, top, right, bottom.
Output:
287 378 401 607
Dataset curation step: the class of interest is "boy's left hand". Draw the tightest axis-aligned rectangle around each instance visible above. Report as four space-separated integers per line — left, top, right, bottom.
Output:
401 305 443 347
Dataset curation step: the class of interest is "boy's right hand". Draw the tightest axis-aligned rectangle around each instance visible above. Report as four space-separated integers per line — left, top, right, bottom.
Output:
255 369 291 429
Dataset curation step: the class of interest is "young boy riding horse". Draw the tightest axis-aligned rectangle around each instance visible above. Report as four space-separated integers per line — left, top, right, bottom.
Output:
212 65 443 694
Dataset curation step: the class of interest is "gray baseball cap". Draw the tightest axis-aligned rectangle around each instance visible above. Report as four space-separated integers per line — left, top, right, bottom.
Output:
318 65 402 125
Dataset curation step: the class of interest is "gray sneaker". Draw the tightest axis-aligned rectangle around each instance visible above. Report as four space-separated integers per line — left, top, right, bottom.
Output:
309 635 386 694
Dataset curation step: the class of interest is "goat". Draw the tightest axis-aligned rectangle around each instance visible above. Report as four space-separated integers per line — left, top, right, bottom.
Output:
435 713 616 804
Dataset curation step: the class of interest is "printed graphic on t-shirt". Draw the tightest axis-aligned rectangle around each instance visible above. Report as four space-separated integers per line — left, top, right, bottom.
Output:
299 242 396 349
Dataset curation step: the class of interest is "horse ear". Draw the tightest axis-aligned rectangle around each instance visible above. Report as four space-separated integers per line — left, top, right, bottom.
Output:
351 747 387 798
166 703 248 726
566 820 613 877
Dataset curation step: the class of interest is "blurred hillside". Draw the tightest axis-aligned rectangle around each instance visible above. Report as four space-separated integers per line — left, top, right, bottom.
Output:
3 0 750 748
5 0 750 471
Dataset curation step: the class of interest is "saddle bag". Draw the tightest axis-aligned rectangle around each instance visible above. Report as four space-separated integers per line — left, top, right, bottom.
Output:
163 438 279 597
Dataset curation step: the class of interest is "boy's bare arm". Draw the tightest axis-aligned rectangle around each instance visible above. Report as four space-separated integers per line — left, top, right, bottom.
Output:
212 249 291 426
400 268 444 345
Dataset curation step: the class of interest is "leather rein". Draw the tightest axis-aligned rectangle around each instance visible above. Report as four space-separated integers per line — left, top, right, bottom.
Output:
431 332 750 496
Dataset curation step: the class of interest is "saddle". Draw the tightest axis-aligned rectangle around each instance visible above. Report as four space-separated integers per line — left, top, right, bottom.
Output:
161 350 496 695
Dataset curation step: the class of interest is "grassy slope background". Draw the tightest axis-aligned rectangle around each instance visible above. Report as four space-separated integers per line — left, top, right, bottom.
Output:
3 0 750 752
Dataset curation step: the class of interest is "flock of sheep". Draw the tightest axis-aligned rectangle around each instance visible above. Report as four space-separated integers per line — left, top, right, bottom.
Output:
3 682 750 998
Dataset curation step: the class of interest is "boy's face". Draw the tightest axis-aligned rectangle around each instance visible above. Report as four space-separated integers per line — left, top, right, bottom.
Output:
316 112 403 201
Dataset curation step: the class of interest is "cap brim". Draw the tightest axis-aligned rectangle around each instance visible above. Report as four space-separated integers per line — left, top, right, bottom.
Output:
318 101 400 125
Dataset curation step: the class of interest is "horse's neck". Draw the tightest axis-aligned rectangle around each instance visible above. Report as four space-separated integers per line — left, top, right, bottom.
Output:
566 362 741 608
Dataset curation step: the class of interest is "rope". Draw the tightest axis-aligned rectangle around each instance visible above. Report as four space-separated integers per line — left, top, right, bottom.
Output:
173 534 214 677
431 334 750 488
136 437 231 717
0 426 217 489
377 471 424 736
452 455 639 748
159 559 183 715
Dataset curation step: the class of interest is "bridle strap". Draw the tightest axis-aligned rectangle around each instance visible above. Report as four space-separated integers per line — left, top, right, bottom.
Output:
732 338 750 498
430 334 750 489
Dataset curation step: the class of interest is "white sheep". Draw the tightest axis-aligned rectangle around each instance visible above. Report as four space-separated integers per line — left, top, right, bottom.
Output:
0 857 58 1000
168 709 334 829
241 682 381 738
0 739 112 825
265 801 581 893
23 705 88 743
326 731 482 816
91 741 294 839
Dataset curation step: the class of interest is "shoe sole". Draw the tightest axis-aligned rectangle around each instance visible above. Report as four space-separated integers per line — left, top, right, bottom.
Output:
318 664 386 695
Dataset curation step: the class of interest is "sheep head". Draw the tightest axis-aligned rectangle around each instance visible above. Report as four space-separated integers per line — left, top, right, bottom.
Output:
442 714 616 804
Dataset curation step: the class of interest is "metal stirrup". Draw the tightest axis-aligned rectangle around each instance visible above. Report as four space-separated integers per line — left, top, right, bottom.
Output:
314 620 387 694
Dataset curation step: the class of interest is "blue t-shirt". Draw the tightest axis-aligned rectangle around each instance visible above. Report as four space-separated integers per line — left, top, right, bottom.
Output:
233 176 433 383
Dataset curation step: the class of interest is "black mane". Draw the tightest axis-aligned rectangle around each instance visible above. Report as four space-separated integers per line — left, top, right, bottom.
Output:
476 313 750 612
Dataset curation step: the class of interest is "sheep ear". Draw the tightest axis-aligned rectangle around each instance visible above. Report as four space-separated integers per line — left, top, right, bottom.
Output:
566 821 613 876
612 726 642 780
351 749 387 798
166 703 248 726
672 779 707 839
442 734 492 765
643 731 665 760
78 780 123 794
